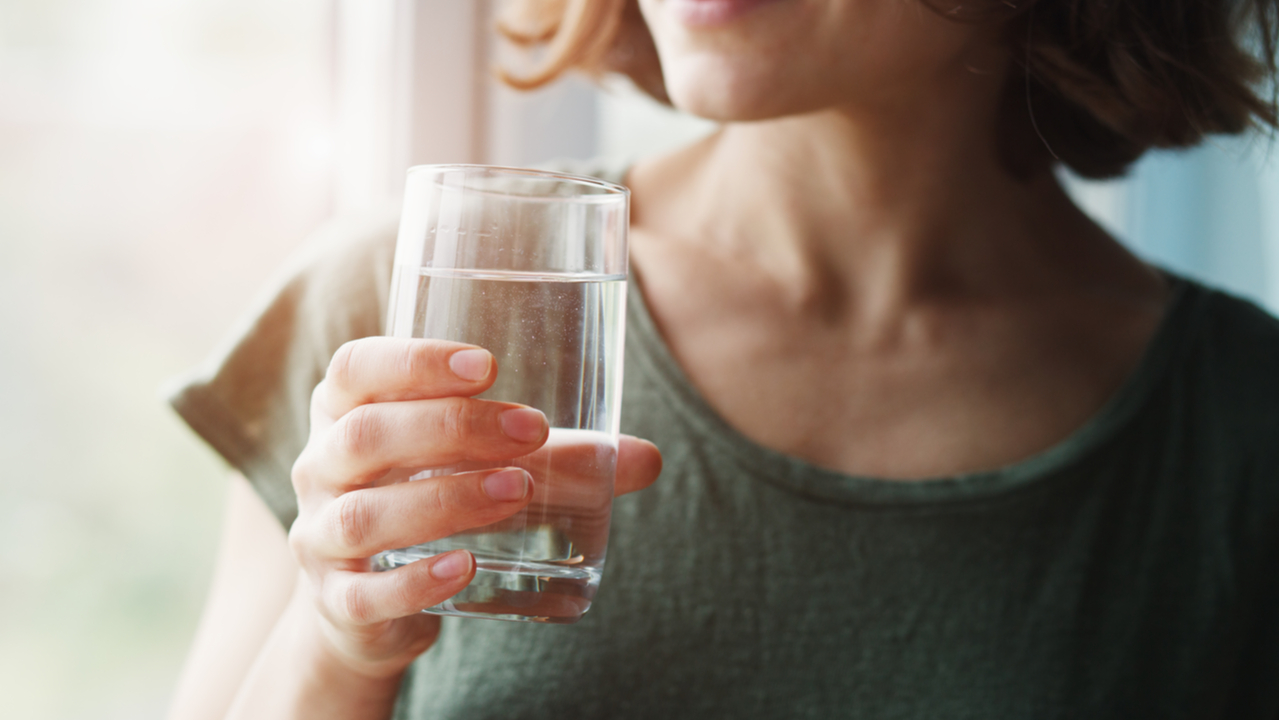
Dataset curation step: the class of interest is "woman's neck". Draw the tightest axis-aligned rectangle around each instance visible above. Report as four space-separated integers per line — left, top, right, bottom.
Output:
629 91 1160 327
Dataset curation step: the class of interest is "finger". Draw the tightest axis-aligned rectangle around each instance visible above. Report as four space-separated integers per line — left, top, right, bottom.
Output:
322 551 475 626
295 398 548 492
309 468 532 559
615 435 662 496
319 337 497 419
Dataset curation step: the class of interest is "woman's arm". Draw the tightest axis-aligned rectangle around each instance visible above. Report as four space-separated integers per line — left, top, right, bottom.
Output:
166 474 411 720
221 575 408 720
166 473 299 720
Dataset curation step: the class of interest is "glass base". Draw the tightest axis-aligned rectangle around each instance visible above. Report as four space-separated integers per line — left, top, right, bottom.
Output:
374 550 600 624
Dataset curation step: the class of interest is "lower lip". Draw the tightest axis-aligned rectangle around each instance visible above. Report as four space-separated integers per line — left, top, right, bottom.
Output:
665 0 786 27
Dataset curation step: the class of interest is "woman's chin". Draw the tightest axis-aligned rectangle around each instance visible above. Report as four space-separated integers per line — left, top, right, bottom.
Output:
664 63 812 122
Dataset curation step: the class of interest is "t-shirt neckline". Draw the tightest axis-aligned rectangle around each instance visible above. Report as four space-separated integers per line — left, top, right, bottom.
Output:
624 259 1201 508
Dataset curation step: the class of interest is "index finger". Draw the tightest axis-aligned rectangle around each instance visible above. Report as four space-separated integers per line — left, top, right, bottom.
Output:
319 337 496 419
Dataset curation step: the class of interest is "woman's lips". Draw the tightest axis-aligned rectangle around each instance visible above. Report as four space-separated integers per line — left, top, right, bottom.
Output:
665 0 787 27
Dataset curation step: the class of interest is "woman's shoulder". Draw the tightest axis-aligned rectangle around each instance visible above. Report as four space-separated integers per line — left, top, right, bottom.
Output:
1197 284 1279 356
1180 281 1277 410
166 205 401 530
1168 278 1277 469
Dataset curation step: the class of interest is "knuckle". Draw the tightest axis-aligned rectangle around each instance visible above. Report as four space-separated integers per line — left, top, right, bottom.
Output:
433 397 473 446
337 578 374 625
286 518 326 570
332 405 384 458
395 341 433 384
332 491 375 555
308 380 328 417
286 522 308 560
418 480 453 521
291 447 318 493
327 340 362 388
386 574 420 618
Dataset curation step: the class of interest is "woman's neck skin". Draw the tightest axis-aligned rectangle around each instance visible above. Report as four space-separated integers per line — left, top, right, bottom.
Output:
625 28 1167 478
635 78 1162 333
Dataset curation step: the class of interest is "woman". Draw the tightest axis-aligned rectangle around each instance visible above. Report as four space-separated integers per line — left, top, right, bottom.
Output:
167 0 1277 717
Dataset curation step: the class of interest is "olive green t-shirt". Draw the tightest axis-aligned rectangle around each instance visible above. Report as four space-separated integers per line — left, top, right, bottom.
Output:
169 162 1277 719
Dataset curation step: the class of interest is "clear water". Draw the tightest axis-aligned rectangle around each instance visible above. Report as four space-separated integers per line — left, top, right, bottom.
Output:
374 268 627 623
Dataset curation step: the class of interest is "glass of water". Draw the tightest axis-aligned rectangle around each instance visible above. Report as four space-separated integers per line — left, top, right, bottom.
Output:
373 165 629 624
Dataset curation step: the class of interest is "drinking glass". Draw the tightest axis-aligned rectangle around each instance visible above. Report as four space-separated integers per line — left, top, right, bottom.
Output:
373 165 629 624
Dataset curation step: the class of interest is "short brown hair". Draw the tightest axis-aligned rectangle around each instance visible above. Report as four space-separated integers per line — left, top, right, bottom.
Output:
496 0 1278 179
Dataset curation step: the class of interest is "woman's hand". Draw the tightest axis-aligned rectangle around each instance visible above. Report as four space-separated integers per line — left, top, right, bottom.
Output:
285 337 662 682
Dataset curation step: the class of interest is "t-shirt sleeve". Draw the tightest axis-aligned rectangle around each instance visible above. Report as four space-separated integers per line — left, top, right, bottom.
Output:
166 209 399 529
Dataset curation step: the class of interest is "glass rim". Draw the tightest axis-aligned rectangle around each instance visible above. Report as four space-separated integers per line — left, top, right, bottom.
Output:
405 163 630 203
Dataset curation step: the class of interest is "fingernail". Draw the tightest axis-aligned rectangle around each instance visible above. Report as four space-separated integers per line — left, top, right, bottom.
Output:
499 408 547 443
448 349 491 382
430 551 472 581
483 468 530 502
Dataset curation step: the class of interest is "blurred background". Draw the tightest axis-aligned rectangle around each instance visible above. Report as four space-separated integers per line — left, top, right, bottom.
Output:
0 1 1274 718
